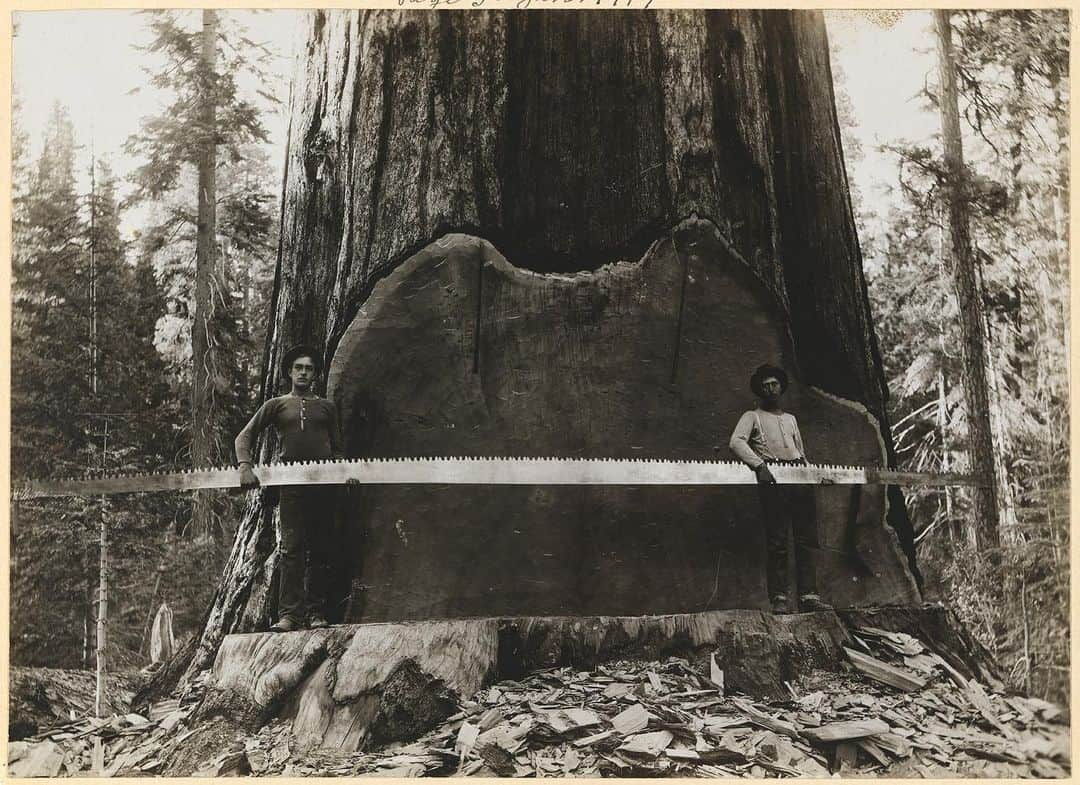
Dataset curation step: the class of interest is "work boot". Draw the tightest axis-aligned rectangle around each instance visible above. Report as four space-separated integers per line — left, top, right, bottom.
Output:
770 594 793 615
309 615 329 629
799 594 834 613
269 616 302 633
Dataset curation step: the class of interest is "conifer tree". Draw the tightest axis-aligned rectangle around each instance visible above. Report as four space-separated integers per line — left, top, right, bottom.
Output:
125 9 278 540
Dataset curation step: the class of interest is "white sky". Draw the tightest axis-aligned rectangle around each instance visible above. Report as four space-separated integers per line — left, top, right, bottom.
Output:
13 9 302 221
13 9 940 243
825 10 939 226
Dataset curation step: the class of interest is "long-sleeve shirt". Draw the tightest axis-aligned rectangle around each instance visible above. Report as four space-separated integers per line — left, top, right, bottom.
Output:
729 408 806 469
235 394 343 464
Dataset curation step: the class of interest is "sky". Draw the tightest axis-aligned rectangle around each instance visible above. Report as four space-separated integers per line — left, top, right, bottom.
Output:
825 10 939 224
13 9 302 216
13 9 942 242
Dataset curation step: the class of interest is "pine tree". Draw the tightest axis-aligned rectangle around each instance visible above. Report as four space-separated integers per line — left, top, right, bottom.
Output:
11 103 98 667
125 9 279 540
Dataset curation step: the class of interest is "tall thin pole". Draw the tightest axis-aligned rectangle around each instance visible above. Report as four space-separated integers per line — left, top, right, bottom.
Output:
95 419 109 719
89 139 97 396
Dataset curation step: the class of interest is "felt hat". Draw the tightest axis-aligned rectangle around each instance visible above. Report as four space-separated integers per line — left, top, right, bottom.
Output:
750 363 789 397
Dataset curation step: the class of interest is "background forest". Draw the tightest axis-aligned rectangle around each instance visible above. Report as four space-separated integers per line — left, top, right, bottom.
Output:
9 9 1070 705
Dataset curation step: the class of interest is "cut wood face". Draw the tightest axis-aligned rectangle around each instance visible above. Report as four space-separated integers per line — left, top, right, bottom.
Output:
327 220 919 622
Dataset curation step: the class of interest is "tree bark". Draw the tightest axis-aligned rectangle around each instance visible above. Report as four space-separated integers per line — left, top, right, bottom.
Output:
933 10 1002 555
144 9 917 695
190 8 219 541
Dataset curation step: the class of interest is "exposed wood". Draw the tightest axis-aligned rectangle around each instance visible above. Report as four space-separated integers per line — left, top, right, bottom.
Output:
856 736 890 766
95 507 107 719
169 9 919 690
844 647 927 692
324 230 917 624
611 704 652 736
801 718 890 744
619 730 674 757
710 653 725 694
838 605 1003 689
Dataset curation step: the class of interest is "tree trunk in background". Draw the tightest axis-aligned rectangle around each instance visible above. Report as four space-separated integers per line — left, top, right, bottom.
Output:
140 9 916 698
190 9 219 541
933 10 1002 556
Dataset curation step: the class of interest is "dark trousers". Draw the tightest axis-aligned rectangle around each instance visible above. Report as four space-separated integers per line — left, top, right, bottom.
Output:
758 483 820 599
278 485 337 623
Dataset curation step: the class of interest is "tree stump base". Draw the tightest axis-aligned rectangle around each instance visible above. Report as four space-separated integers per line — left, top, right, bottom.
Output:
201 609 867 751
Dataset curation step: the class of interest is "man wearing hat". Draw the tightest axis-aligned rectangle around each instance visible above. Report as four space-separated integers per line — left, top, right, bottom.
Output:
729 363 832 614
235 344 352 632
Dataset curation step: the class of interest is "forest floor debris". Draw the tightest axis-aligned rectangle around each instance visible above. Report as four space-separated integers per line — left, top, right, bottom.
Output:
9 625 1071 777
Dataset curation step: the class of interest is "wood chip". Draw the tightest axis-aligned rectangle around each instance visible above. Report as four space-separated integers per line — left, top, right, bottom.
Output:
856 736 890 766
477 743 515 776
573 729 615 748
611 703 651 736
602 683 634 699
455 722 479 756
619 730 674 757
730 697 801 739
476 707 504 732
562 747 580 773
802 718 890 744
844 647 927 692
871 731 913 757
834 741 859 773
710 653 725 694
665 746 701 762
539 707 601 734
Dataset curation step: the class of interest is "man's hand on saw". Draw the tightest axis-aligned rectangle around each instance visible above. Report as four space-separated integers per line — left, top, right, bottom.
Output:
239 464 261 490
754 464 777 484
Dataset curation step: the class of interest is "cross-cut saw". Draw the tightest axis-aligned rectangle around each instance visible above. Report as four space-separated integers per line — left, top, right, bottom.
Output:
15 457 982 500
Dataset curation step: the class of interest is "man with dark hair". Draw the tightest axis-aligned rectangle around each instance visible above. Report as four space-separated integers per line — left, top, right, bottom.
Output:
730 363 833 615
235 344 350 632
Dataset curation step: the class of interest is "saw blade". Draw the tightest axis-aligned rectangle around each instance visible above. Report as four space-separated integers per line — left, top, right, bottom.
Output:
13 457 983 500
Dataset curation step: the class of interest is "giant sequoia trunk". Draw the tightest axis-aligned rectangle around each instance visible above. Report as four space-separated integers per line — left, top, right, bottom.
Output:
149 9 920 694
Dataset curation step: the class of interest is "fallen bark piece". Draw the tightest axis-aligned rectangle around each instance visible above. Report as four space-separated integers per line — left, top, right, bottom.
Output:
797 690 826 712
611 703 652 736
477 742 516 776
802 718 890 745
619 730 674 757
539 707 601 734
476 707 505 732
194 749 250 777
904 654 939 674
871 731 914 757
833 741 859 773
730 697 801 739
8 740 65 778
602 683 634 699
665 746 701 762
856 736 890 766
844 647 927 692
703 714 752 733
370 763 427 777
455 721 479 756
574 729 615 748
1023 697 1064 723
857 626 925 657
710 653 725 693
